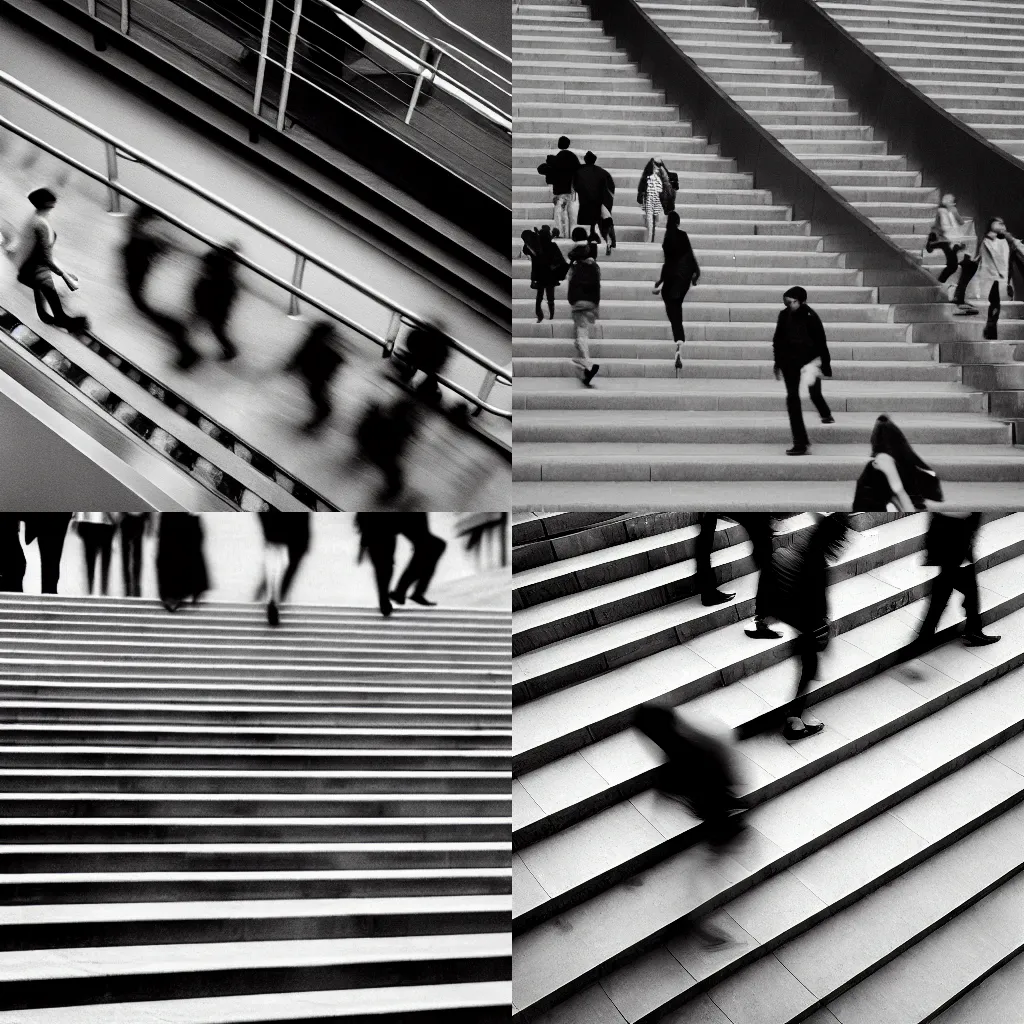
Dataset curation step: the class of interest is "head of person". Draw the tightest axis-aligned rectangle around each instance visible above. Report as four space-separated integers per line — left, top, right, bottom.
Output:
666 211 681 231
584 151 597 166
987 216 1006 238
557 136 571 151
783 285 807 311
538 224 552 242
571 227 588 243
307 319 336 346
653 157 664 167
634 703 676 746
869 414 919 467
941 193 956 208
28 187 57 213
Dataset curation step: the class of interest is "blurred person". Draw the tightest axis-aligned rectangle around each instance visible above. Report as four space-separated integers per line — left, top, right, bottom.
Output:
764 513 851 740
396 321 450 407
7 188 88 336
285 320 346 433
257 512 311 626
73 513 116 596
354 513 399 617
573 151 617 256
695 514 781 639
925 193 971 297
773 286 834 457
0 516 26 593
355 397 417 504
117 513 151 598
952 217 1024 339
23 514 73 594
907 513 999 657
121 205 195 368
633 704 747 948
653 211 700 368
157 513 209 612
191 242 241 362
853 415 942 512
389 513 446 608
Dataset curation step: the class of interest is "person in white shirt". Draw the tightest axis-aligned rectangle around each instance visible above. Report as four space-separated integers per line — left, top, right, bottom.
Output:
954 217 1024 337
925 194 970 299
73 513 116 596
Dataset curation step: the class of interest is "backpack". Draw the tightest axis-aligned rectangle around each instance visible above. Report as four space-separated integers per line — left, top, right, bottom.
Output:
537 155 556 185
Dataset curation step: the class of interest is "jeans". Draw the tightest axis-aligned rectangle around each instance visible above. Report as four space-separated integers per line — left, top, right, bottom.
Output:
571 300 597 376
553 193 575 239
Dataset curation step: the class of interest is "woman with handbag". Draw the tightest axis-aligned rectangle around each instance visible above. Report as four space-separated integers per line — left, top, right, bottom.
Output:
765 513 851 740
525 225 568 323
853 415 942 512
637 158 675 243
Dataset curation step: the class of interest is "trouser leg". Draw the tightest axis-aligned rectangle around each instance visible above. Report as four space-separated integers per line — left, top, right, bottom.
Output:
695 514 718 596
783 369 808 447
916 563 958 648
937 242 959 283
367 536 396 613
809 378 832 420
663 296 684 343
571 325 592 376
954 563 982 635
38 534 65 595
790 631 819 718
954 256 978 304
735 515 774 620
986 281 1001 335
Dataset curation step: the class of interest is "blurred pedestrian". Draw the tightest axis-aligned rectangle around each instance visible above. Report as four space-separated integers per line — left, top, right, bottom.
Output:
853 415 942 512
695 514 781 639
23 514 73 594
355 513 399 617
634 704 746 947
773 286 834 457
766 513 851 740
952 217 1024 339
285 320 345 432
157 513 209 612
121 205 195 368
7 187 88 336
355 398 417 504
73 513 116 596
257 512 311 625
925 193 971 298
117 513 151 597
0 516 26 593
398 322 450 407
191 242 240 361
390 513 446 607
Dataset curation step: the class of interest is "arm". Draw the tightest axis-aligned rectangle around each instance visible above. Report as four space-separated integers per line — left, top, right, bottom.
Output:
810 311 832 376
873 454 915 512
772 312 784 377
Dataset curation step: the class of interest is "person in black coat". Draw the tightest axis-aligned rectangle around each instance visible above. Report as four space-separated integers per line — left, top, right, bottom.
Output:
634 704 746 947
772 286 834 456
355 398 417 504
191 242 241 364
524 225 568 323
122 205 194 366
853 415 941 512
257 512 311 625
285 320 345 433
907 513 999 657
156 513 209 612
0 516 26 593
389 513 446 608
354 513 399 617
653 212 700 367
573 151 616 255
695 514 781 639
764 513 851 740
397 322 450 408
23 514 73 594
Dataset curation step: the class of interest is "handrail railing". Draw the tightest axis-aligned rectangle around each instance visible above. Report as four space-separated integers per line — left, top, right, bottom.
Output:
400 0 511 69
0 68 512 419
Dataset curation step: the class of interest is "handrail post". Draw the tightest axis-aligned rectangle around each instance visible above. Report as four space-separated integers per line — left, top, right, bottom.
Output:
104 142 122 215
276 0 305 133
405 41 442 125
252 0 275 121
382 312 402 358
120 0 130 34
288 254 306 317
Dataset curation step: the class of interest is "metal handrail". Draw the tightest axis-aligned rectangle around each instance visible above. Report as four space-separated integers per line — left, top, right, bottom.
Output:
0 69 512 417
400 0 511 68
357 0 511 91
324 5 511 131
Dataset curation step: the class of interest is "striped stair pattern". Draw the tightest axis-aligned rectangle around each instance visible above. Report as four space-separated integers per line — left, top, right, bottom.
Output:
512 510 1024 1023
821 0 1024 162
512 0 1024 504
0 594 512 1024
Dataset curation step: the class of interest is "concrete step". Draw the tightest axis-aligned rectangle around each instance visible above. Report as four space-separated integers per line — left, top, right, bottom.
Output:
512 282 876 303
512 220 813 239
512 262 858 284
514 319 912 341
512 299 888 321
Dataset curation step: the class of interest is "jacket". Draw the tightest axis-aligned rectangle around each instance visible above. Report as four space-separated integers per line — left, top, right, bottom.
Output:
930 206 966 245
567 258 601 306
772 304 831 375
544 149 581 195
656 228 700 299
573 164 616 224
968 234 1024 302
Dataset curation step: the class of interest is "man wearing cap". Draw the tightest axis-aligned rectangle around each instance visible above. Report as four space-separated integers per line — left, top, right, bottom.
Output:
772 286 834 456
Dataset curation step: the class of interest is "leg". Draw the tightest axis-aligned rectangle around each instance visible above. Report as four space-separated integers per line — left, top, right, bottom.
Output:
410 535 446 600
305 381 331 430
280 545 306 600
567 194 577 236
783 368 809 449
210 312 238 359
915 563 958 649
98 528 114 596
571 311 593 379
663 296 684 344
735 515 778 630
953 256 978 306
553 195 568 238
695 514 719 597
782 631 821 736
936 242 959 283
38 534 65 595
985 281 1000 339
80 526 99 594
953 564 981 635
545 284 555 320
808 378 832 421
33 280 66 326
367 535 396 616
535 288 544 321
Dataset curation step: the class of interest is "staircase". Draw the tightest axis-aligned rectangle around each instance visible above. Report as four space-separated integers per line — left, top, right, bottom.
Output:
820 0 1024 162
512 510 1024 1023
512 0 1024 505
0 594 511 1023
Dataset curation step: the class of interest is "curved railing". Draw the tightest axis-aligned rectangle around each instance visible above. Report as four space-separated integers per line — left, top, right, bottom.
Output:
0 67 512 420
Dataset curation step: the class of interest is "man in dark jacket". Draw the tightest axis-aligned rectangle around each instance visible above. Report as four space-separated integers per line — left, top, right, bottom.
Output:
772 286 834 456
566 231 601 387
573 151 616 255
23 514 74 595
541 136 580 240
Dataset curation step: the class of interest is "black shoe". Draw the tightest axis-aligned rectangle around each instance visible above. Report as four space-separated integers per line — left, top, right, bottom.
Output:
745 622 782 640
983 325 998 340
267 600 280 627
582 364 600 388
389 590 406 606
820 415 835 424
379 596 393 617
409 593 437 607
786 445 808 456
783 716 824 741
674 350 683 371
954 304 979 316
964 632 1000 647
701 589 735 607
536 315 544 323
